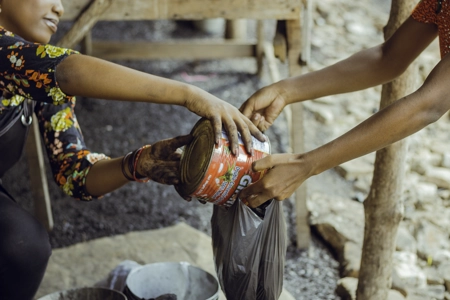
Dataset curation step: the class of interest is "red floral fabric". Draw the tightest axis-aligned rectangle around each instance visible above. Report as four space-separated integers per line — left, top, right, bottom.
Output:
412 0 450 57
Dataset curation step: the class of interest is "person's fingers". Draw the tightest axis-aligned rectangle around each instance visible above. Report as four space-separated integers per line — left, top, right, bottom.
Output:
208 115 223 146
235 120 253 155
251 112 261 124
252 153 289 171
167 134 193 150
239 101 267 133
163 175 180 185
141 161 179 177
245 117 266 143
248 195 273 208
251 155 274 172
239 179 265 203
240 186 273 208
152 135 192 157
239 100 254 118
148 166 180 184
221 117 239 155
258 116 271 132
167 152 182 161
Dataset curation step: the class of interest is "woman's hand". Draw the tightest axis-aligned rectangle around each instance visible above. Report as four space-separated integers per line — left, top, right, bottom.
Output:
239 153 313 207
239 84 287 132
184 86 266 155
136 135 193 185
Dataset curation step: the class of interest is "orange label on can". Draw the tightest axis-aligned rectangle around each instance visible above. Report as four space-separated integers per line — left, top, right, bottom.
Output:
191 131 270 207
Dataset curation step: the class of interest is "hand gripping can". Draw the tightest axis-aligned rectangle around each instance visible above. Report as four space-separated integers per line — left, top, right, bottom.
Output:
176 118 270 208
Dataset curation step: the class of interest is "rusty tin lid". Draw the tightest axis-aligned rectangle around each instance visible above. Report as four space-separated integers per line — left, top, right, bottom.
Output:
177 118 215 198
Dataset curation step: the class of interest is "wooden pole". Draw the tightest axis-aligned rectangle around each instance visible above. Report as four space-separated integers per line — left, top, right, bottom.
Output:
57 0 112 49
356 1 417 299
285 16 310 249
225 19 247 40
26 115 54 231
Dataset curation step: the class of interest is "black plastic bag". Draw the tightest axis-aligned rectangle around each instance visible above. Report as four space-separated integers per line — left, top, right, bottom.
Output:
211 199 287 300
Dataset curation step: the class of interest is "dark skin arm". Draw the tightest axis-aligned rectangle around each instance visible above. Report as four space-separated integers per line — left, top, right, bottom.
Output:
85 135 192 197
55 55 264 197
239 18 443 207
57 55 265 152
240 17 438 131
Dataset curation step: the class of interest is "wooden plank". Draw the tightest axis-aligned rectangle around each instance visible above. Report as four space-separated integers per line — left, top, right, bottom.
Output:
300 0 314 65
286 18 311 249
273 32 287 63
81 31 93 56
61 0 301 21
286 19 303 74
26 115 54 231
57 0 112 49
256 20 265 77
90 40 257 60
263 42 281 83
225 19 247 40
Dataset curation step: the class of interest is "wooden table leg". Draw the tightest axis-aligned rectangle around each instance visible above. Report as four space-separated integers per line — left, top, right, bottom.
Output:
81 31 93 56
57 0 111 49
286 18 310 249
256 20 266 77
26 115 54 231
225 19 247 40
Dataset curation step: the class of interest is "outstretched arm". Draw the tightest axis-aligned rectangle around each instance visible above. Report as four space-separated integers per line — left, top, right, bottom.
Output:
85 135 192 197
56 55 265 155
240 17 438 131
240 46 450 207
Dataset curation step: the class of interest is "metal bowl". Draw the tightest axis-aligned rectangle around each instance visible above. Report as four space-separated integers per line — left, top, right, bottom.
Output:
37 287 127 300
124 261 219 300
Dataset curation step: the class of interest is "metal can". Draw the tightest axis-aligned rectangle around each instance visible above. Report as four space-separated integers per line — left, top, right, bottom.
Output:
176 118 270 208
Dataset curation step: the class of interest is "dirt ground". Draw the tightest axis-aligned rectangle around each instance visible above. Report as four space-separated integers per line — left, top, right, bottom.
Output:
1 13 383 300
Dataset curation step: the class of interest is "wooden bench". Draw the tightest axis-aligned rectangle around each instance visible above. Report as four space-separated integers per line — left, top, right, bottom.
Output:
27 0 313 248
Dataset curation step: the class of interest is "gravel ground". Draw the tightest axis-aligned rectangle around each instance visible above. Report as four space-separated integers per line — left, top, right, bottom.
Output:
1 15 370 300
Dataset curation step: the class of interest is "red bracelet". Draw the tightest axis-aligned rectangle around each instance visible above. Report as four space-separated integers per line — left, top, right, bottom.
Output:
133 145 151 183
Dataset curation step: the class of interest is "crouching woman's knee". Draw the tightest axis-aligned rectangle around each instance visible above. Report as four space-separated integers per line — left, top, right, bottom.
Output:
0 221 52 273
0 210 52 280
0 192 52 299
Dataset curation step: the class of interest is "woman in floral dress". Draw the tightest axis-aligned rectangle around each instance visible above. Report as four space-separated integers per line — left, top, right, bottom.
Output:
0 0 264 299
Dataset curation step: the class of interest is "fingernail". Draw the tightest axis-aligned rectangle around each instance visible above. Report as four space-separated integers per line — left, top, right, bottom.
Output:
253 114 260 121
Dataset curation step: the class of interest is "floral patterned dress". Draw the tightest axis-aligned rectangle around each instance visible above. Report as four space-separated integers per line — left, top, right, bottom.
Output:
412 0 450 58
0 26 108 201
